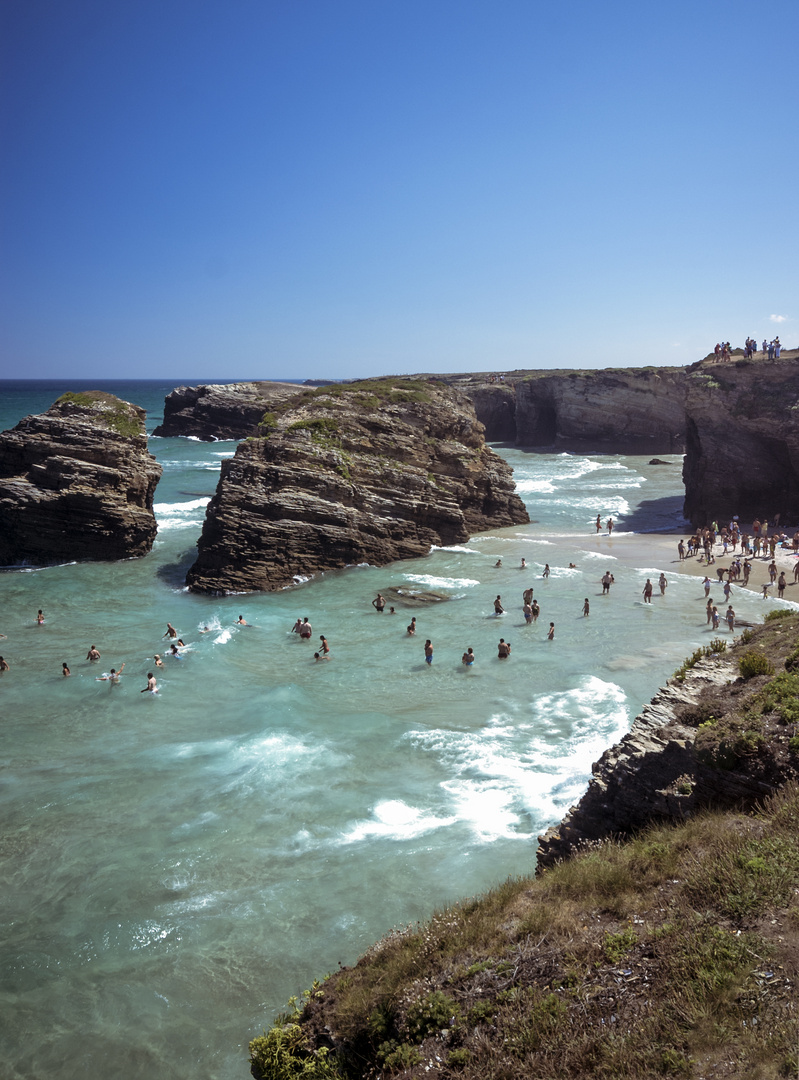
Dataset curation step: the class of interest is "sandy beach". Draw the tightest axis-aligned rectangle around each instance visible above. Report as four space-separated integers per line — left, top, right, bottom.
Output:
574 525 799 607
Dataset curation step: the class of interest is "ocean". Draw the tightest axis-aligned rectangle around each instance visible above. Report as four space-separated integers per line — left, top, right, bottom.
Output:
0 379 784 1079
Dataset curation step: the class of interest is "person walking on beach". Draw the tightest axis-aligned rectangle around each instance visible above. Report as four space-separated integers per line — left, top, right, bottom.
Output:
607 518 614 535
678 540 685 560
596 514 602 533
86 645 101 662
778 572 787 598
407 617 416 636
424 640 433 665
141 672 158 693
643 579 653 603
582 598 590 617
494 595 504 615
462 648 475 666
497 638 511 659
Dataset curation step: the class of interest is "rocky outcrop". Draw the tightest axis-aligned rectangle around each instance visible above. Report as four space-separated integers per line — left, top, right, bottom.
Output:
537 613 799 868
153 381 302 440
0 392 162 565
682 353 799 526
186 379 528 593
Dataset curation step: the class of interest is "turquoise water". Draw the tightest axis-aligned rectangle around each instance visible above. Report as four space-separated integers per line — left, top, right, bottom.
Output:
0 381 787 1079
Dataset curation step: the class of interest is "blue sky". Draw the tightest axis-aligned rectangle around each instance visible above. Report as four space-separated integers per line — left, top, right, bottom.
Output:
1 0 797 380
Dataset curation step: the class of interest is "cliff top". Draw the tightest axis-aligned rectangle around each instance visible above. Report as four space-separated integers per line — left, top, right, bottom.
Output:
50 390 147 439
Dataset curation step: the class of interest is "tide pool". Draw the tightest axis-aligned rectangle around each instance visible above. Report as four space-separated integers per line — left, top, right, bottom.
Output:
0 381 783 1079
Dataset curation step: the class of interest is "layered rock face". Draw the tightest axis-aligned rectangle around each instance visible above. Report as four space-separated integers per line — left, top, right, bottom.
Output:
0 392 162 565
682 354 799 526
186 379 529 593
153 381 302 440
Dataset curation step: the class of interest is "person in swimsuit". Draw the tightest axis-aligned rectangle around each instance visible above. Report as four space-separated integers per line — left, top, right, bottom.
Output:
461 648 474 665
372 594 386 613
299 618 312 640
542 564 550 578
523 601 533 624
62 662 71 676
98 664 125 682
407 617 416 636
141 672 158 693
153 654 164 668
236 615 248 625
319 635 330 654
497 639 511 658
582 598 590 617
547 622 555 640
0 657 9 672
163 623 177 639
86 645 101 662
424 640 433 664
643 579 653 603
531 600 540 623
494 595 504 615
37 610 45 624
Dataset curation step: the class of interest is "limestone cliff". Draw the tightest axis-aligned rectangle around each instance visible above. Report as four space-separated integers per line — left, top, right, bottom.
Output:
152 381 302 440
0 392 162 565
537 614 799 868
682 353 799 526
443 368 687 451
186 379 528 593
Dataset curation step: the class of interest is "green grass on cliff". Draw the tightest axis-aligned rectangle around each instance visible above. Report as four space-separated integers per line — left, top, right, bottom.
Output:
55 391 143 438
249 619 799 1080
257 380 435 438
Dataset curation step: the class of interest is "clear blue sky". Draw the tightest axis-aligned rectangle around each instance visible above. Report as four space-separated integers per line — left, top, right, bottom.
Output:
1 0 797 380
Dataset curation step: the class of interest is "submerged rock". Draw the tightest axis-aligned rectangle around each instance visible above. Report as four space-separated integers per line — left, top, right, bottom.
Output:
186 378 529 593
0 391 162 565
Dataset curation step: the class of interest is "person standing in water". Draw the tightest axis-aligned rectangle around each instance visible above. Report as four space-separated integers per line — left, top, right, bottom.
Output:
407 617 416 636
547 622 555 640
62 662 71 676
497 638 511 658
372 594 386 613
0 657 9 672
424 640 433 665
582 598 590 617
141 672 158 693
37 610 45 624
542 564 550 578
462 648 475 665
643 579 653 603
659 573 668 595
494 595 504 615
86 645 101 662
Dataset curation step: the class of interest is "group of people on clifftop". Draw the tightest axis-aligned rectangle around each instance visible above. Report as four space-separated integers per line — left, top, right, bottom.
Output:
713 338 782 361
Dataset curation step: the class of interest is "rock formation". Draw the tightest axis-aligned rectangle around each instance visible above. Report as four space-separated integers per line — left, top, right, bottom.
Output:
682 354 799 526
0 392 162 565
537 613 799 868
152 381 305 440
186 379 528 593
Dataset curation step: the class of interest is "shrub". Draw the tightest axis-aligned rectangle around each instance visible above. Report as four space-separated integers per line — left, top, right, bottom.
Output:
603 926 638 963
764 609 793 623
249 1025 340 1080
376 1042 422 1072
738 650 774 679
405 991 460 1041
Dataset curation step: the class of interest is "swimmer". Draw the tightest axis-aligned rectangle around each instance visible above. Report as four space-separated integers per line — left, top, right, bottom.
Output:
0 657 9 672
568 562 577 569
319 635 330 654
583 598 590 617
372 594 386 613
62 662 71 676
497 638 511 658
37 609 45 624
461 648 475 666
140 672 158 693
313 652 330 661
494 595 504 615
424 639 433 664
494 558 502 568
407 617 416 636
199 625 212 633
163 623 177 639
547 622 555 640
176 639 186 647
98 663 125 683
388 606 396 614
86 645 101 662
170 644 181 657
520 558 527 569
153 654 164 668
236 615 248 625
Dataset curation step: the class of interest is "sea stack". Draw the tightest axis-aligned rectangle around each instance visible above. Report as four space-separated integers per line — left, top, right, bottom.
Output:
0 391 162 565
186 378 529 593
